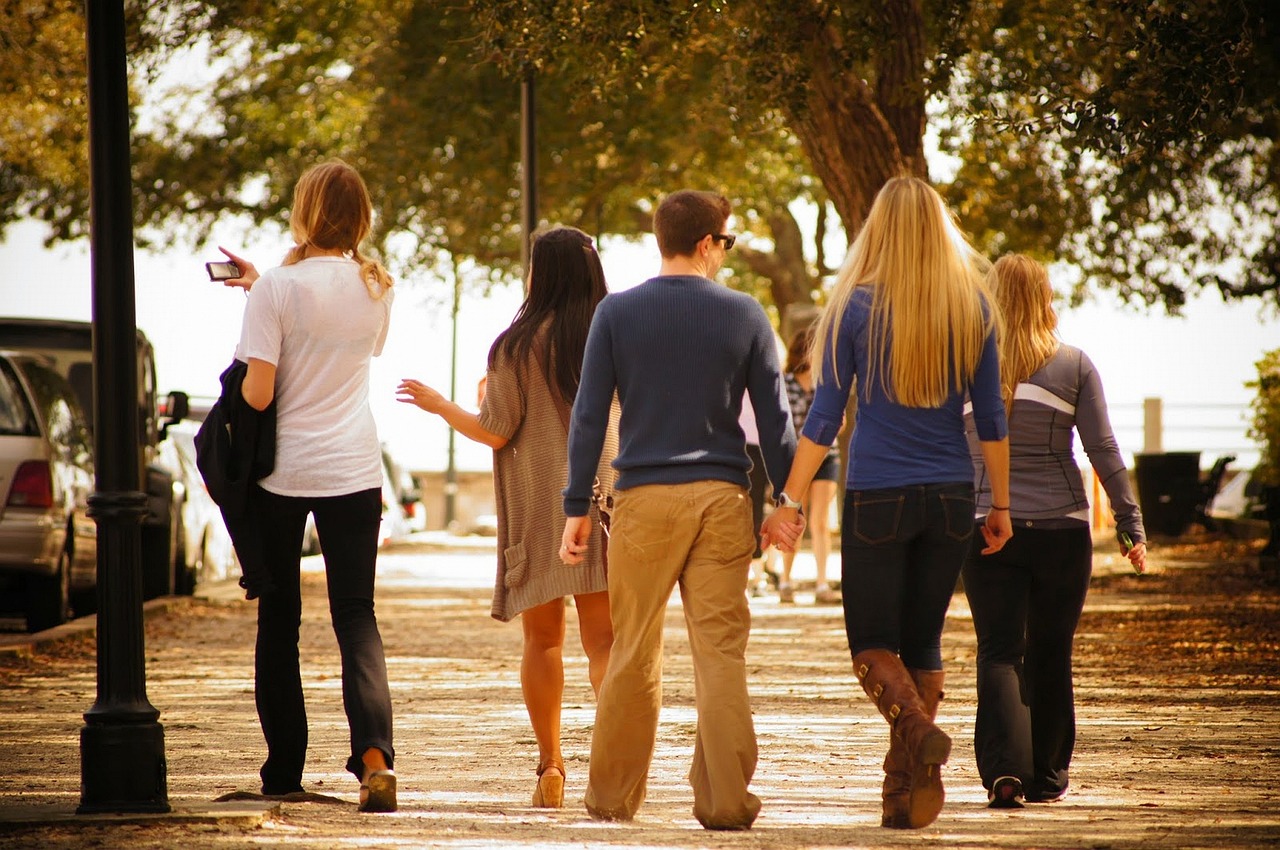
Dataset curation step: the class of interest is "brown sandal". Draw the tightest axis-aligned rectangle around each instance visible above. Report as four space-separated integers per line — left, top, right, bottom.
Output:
531 759 565 808
358 769 397 813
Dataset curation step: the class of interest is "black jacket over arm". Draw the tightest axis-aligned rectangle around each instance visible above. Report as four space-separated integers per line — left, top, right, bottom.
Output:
195 358 277 599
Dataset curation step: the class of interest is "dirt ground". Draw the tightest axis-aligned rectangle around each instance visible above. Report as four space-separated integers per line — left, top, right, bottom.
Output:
0 532 1277 849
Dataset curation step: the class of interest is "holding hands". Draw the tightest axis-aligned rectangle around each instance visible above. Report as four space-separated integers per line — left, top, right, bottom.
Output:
761 508 806 553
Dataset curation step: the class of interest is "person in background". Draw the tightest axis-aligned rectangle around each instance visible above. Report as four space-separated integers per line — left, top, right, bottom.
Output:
397 226 616 809
774 175 1012 829
776 322 842 605
218 159 398 812
963 253 1147 809
741 393 778 597
560 189 802 830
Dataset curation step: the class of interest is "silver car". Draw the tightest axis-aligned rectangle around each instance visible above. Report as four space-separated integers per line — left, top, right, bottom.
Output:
0 351 97 632
159 421 240 590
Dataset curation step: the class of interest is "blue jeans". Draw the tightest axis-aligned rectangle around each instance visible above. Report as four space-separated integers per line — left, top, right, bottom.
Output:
961 523 1091 799
251 485 394 793
840 482 975 670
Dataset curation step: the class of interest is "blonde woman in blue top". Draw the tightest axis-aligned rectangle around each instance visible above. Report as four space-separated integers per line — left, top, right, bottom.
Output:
775 176 1013 829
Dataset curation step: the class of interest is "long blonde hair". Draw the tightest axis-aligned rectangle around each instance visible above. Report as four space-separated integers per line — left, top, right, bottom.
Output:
282 159 393 299
810 176 996 407
988 254 1059 409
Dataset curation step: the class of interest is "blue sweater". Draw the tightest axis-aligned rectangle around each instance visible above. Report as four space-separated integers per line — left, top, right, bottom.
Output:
803 286 1007 490
563 275 796 517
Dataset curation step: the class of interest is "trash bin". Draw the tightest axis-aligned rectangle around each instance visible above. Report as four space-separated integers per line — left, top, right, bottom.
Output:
1134 452 1201 537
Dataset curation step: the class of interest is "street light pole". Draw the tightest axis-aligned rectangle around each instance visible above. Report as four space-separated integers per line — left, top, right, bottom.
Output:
444 256 461 530
79 0 169 813
520 66 537 281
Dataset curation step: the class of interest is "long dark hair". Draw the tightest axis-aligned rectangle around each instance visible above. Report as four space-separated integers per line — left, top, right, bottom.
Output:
488 226 608 404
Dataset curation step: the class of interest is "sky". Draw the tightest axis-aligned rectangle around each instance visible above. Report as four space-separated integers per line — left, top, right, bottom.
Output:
1 218 1274 474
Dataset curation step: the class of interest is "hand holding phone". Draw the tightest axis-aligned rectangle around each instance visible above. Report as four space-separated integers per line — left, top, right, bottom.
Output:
206 260 241 281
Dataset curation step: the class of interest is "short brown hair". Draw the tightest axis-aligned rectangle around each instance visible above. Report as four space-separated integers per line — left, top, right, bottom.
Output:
653 190 731 258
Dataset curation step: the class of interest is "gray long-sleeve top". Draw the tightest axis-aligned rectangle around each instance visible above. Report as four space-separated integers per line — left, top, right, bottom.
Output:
965 343 1146 546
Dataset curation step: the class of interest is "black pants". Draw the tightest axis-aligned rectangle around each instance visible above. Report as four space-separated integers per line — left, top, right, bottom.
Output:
841 482 975 669
251 485 395 793
961 522 1091 800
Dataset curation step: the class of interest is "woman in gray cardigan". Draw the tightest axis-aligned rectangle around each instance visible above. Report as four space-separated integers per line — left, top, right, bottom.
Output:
397 226 616 809
964 254 1147 809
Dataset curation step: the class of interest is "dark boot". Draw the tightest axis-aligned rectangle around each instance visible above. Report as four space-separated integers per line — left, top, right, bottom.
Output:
907 669 947 828
879 667 947 828
853 650 951 829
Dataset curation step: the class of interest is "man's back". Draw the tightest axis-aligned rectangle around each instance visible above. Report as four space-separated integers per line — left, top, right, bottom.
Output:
566 273 792 505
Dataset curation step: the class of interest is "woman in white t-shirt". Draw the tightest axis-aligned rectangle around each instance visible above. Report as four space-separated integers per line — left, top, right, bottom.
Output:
218 159 398 813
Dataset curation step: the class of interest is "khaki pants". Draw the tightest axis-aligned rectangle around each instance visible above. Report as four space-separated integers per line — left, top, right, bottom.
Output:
584 480 761 829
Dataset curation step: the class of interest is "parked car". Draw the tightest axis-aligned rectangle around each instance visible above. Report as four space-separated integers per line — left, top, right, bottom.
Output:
299 455 413 556
158 421 240 591
0 351 97 632
0 318 188 600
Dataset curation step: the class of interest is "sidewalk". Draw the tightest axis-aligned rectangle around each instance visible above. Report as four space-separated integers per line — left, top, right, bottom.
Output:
0 536 1277 849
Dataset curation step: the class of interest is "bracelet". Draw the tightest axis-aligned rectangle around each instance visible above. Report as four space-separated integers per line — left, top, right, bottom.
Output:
989 505 1010 511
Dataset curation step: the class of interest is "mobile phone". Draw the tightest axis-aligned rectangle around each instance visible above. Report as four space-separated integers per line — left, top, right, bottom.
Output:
206 260 241 281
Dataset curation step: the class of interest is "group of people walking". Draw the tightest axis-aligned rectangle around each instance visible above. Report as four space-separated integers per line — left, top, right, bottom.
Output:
211 158 1146 828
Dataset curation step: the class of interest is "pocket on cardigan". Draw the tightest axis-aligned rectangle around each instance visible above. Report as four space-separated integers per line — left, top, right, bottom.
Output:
503 540 529 588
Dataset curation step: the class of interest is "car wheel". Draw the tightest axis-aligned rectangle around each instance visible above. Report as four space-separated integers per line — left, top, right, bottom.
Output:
140 522 174 599
26 548 71 633
173 516 197 597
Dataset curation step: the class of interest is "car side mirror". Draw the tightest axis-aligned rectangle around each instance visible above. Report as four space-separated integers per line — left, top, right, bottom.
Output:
160 390 190 438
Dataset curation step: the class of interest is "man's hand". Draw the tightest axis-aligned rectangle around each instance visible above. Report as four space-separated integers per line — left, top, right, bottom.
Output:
560 515 592 565
761 508 805 553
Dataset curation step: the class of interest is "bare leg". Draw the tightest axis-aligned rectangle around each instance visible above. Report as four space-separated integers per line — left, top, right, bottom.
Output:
809 480 838 588
521 598 568 770
572 590 613 698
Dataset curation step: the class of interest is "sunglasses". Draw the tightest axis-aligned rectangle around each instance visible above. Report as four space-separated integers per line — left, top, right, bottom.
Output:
710 233 737 250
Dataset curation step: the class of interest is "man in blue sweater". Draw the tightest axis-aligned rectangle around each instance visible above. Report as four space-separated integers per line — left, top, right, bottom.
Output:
560 190 801 829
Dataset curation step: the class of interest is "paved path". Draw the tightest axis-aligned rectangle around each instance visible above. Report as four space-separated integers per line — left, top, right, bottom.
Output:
0 539 1277 849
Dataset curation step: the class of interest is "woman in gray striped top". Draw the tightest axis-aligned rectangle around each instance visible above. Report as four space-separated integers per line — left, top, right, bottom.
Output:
963 253 1147 809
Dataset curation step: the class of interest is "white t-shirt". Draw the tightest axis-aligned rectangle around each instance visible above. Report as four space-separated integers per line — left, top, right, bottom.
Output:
235 256 393 497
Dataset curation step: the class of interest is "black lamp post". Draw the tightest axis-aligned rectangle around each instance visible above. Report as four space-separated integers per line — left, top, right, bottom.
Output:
520 66 537 278
444 257 461 529
78 0 169 813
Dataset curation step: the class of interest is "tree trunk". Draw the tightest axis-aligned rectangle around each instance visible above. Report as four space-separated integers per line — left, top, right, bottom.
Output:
782 2 928 243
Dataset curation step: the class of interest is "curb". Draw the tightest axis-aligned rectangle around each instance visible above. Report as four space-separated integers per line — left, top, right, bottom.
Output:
0 595 192 658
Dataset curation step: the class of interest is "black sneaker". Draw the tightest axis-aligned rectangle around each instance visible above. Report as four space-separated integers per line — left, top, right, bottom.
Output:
988 775 1025 809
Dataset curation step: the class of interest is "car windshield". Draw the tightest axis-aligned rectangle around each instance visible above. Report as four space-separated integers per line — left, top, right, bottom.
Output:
0 359 38 436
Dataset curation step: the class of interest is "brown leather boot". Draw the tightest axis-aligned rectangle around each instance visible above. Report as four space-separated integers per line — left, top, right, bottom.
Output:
853 650 951 829
880 668 944 828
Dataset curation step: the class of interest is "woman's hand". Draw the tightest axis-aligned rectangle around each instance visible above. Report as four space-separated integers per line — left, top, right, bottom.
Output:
761 508 805 552
218 245 260 291
396 379 447 413
980 508 1013 554
1122 538 1147 574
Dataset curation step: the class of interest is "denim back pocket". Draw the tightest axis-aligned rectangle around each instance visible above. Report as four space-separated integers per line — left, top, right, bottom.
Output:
938 489 977 541
852 492 906 545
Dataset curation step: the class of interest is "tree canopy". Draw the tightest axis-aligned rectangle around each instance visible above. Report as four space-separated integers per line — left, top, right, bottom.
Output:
1 0 1276 313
